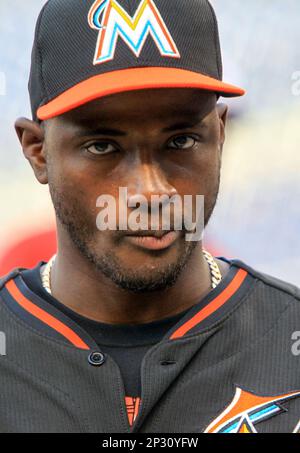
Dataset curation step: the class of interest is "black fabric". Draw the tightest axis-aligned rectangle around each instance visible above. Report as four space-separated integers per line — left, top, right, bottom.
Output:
29 0 224 119
1 259 300 432
21 263 189 396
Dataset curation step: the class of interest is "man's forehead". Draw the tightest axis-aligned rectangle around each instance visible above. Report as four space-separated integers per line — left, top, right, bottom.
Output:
54 89 217 128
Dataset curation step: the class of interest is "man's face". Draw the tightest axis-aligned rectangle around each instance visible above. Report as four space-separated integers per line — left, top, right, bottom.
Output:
43 88 226 292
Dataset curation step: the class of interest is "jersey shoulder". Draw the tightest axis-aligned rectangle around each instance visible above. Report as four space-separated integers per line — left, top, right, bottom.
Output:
0 267 27 290
231 258 300 302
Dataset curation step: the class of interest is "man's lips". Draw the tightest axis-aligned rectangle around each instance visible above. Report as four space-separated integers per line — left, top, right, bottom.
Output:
124 230 181 251
124 230 174 239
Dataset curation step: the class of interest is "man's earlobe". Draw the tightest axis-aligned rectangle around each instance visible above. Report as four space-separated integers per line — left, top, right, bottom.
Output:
15 118 48 185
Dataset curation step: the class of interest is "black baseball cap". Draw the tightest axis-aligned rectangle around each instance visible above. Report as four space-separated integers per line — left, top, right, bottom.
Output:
29 0 245 121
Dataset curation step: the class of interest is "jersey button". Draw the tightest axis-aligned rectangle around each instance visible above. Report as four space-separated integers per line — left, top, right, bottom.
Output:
88 351 106 366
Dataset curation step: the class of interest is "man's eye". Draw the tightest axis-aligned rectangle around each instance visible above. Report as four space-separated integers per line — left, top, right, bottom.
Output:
85 142 117 155
168 135 197 150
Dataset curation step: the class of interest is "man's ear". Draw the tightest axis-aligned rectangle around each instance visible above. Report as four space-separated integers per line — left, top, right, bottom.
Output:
216 103 228 151
15 118 48 185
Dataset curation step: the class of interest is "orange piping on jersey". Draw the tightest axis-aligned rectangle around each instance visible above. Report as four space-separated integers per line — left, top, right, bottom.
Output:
170 269 248 340
5 280 90 350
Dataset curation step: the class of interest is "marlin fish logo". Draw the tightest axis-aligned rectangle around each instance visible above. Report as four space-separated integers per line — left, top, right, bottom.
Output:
88 0 180 65
205 387 300 433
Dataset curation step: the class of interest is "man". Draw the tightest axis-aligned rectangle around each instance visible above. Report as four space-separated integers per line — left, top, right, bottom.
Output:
1 0 300 434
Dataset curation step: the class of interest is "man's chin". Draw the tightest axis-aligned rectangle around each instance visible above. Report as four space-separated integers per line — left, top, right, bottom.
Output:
97 261 186 293
87 246 197 293
113 274 179 293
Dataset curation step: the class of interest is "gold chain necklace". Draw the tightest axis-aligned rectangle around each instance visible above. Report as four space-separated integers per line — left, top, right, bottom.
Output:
41 254 56 295
41 250 222 295
202 249 223 289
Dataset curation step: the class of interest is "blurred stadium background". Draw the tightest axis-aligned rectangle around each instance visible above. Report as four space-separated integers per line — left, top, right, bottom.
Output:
0 0 299 284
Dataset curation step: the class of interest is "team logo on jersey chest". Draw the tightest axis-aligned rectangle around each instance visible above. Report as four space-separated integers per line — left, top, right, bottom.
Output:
205 387 300 433
88 0 180 65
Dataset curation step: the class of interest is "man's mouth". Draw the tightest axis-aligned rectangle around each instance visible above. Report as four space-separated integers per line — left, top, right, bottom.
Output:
124 230 181 250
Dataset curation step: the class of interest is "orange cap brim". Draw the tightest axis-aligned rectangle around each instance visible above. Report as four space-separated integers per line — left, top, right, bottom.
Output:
37 67 245 120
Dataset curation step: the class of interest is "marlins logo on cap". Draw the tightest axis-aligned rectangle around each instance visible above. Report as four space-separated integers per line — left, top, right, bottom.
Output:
88 0 181 64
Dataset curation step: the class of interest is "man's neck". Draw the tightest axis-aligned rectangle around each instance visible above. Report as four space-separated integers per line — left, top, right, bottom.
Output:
45 245 229 325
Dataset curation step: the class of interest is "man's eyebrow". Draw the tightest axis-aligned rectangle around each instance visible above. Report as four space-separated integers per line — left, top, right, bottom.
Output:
70 119 206 136
73 126 127 137
162 120 206 133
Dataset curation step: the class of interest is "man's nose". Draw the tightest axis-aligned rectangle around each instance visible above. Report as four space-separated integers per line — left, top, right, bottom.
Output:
126 161 177 205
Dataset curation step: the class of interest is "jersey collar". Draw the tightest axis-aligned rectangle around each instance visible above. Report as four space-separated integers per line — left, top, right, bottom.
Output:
0 259 254 350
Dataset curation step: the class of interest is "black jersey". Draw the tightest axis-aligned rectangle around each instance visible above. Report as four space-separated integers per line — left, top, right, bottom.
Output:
0 258 300 433
21 262 190 398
